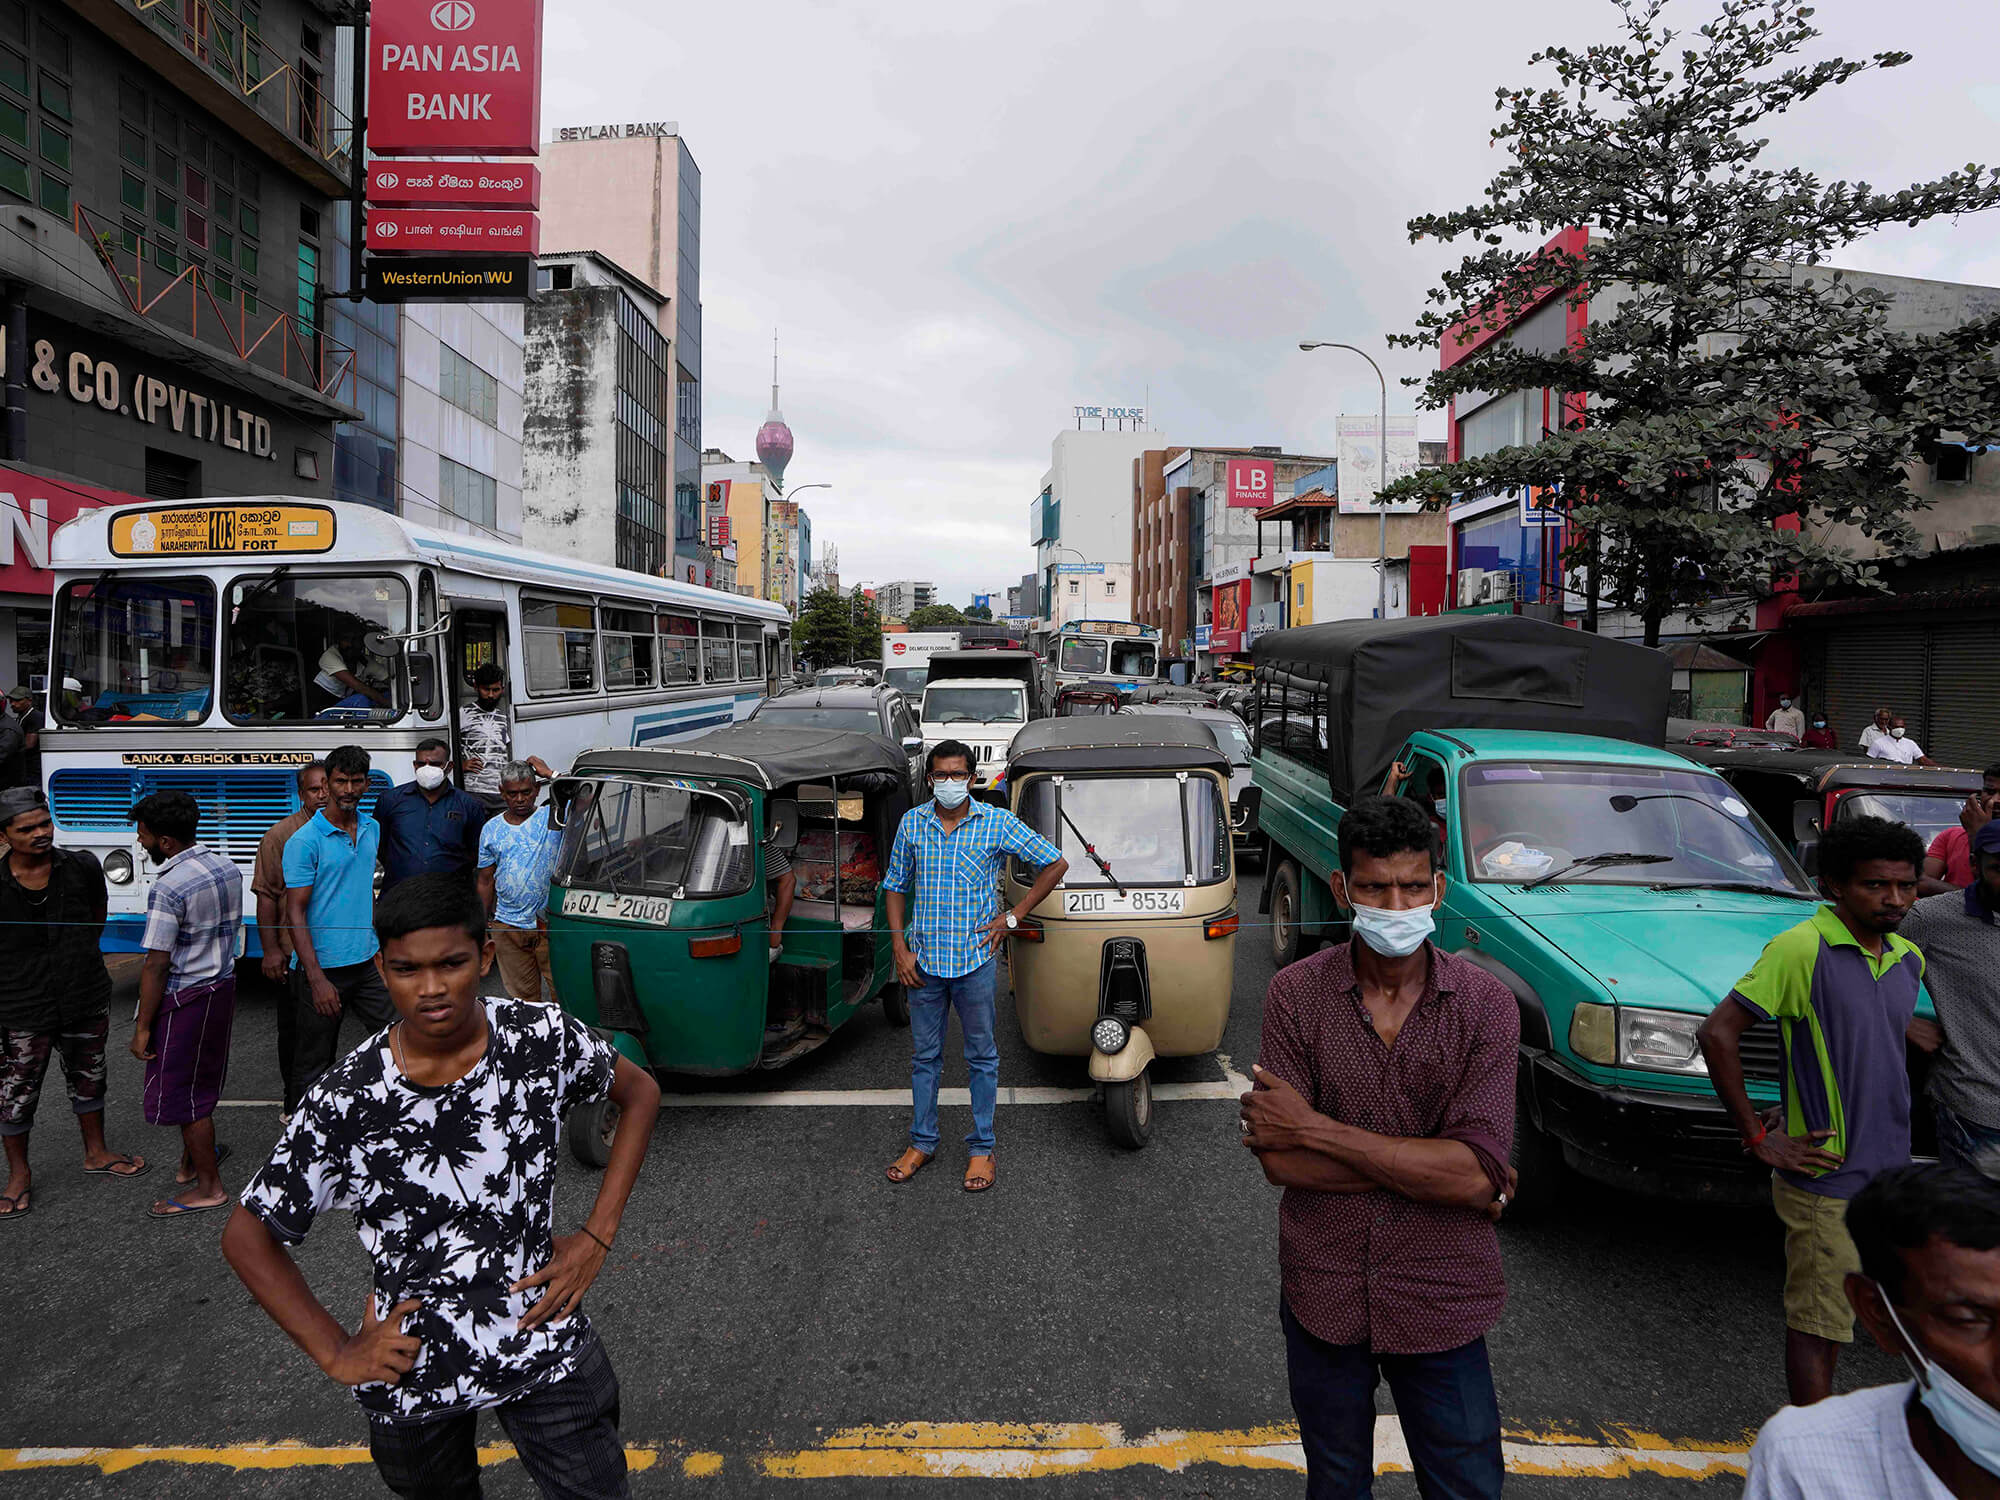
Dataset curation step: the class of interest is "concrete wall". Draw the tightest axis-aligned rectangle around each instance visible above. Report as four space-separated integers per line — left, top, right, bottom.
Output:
1050 564 1131 627
538 134 680 334
1038 429 1159 564
521 286 618 565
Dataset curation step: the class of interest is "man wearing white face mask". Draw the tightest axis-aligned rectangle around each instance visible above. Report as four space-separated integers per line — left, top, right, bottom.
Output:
1242 796 1520 1500
1768 694 1807 740
1745 1162 2000 1499
371 738 491 897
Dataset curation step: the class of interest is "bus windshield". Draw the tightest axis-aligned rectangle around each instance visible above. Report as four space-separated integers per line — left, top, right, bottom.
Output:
1059 639 1107 674
1110 640 1158 678
55 576 217 725
224 573 409 723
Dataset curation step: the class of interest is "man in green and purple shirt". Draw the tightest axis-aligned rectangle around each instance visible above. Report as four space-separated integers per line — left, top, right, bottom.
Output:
1699 815 1939 1407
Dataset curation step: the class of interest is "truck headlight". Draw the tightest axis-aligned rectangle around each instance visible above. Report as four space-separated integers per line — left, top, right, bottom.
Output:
1617 1007 1709 1076
1570 1002 1616 1064
103 849 134 885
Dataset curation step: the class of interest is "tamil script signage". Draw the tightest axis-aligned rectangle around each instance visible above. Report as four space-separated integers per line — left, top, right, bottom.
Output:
367 207 540 254
368 0 545 156
109 504 337 558
553 121 677 141
367 161 540 209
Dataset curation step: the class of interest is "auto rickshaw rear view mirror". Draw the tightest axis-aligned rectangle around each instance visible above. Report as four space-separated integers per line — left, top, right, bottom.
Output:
548 777 583 829
767 798 801 852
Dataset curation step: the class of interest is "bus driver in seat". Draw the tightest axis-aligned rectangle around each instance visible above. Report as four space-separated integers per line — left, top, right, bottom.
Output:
313 621 391 714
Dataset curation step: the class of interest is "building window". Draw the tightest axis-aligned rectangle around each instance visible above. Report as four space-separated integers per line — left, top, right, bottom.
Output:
1934 444 1975 484
295 241 316 332
1104 581 1116 597
676 365 698 446
439 344 498 425
144 447 200 499
439 456 497 528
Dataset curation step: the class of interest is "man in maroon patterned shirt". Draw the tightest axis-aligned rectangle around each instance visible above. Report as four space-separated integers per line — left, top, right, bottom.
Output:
1242 796 1518 1499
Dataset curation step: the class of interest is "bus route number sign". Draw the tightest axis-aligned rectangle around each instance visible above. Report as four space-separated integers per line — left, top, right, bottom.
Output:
110 504 337 557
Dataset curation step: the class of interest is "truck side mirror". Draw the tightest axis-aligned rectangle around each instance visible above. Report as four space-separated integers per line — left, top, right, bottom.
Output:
408 650 438 716
767 798 800 852
1234 784 1262 834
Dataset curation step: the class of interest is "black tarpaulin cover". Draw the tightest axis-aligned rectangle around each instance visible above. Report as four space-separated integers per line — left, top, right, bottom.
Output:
1250 614 1670 803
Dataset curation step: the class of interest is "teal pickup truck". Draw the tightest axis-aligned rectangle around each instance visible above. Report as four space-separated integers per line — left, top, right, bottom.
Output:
1251 615 1837 1208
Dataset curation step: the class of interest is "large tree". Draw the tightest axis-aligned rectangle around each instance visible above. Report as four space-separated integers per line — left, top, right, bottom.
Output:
795 585 882 668
906 604 968 630
1384 0 2000 644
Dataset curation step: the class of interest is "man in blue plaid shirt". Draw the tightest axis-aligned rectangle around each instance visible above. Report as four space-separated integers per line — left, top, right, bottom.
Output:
885 740 1068 1194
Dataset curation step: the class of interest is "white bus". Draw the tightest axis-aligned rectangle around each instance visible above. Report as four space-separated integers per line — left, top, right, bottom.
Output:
1045 618 1162 698
44 497 791 953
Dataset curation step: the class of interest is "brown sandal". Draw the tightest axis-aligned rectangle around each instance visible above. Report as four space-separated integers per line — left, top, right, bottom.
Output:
963 1155 995 1194
885 1148 932 1184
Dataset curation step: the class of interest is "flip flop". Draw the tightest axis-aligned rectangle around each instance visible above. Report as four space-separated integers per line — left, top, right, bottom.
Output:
148 1196 231 1220
885 1148 933 1184
964 1156 996 1194
0 1191 30 1220
82 1153 151 1179
175 1143 231 1185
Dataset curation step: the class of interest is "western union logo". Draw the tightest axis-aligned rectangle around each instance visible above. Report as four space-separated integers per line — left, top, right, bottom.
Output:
377 267 517 287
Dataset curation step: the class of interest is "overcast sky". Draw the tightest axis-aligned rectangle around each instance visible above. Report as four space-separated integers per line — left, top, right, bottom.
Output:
544 0 2000 609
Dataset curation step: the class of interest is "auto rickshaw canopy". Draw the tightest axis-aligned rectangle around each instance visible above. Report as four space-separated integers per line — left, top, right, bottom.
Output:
1006 715 1233 776
571 723 908 792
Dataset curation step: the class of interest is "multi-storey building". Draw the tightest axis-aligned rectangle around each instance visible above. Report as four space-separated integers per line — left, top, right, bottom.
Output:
874 579 934 622
0 0 357 682
539 124 706 582
520 250 677 576
1028 428 1159 627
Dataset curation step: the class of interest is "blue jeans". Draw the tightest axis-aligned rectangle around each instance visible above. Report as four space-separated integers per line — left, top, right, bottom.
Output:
908 959 999 1155
1936 1099 2000 1179
1281 1299 1503 1500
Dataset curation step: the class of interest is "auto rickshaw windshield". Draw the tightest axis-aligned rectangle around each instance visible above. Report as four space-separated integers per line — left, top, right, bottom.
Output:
1017 775 1229 887
1840 790 1963 846
559 779 755 898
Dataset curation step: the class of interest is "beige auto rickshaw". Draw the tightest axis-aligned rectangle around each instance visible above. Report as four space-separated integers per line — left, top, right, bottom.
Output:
1001 717 1246 1148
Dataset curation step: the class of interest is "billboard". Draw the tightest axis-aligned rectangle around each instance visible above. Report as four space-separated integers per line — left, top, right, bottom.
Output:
1210 579 1250 654
367 0 545 156
1226 458 1274 509
1336 415 1423 514
0 466 137 595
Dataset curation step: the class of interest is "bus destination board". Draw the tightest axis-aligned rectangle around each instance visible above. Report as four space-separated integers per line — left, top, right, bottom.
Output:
111 504 337 557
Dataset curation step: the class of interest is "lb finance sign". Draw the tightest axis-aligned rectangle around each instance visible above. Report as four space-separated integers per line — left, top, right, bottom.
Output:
368 0 544 156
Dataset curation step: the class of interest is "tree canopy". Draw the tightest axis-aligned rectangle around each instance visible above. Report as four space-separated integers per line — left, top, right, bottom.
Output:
796 585 882 668
905 604 968 630
1382 0 2000 643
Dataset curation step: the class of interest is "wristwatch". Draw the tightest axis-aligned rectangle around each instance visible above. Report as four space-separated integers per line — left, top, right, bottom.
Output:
1004 912 1019 930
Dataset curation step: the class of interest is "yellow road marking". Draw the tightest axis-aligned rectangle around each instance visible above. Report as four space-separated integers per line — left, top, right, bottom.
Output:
0 1422 1751 1481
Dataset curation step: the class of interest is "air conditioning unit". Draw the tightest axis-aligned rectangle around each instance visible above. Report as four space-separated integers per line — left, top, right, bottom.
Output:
1455 569 1486 608
1479 571 1519 603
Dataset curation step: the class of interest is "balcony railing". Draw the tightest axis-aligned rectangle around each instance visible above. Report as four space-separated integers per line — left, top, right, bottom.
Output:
128 0 354 176
77 203 356 403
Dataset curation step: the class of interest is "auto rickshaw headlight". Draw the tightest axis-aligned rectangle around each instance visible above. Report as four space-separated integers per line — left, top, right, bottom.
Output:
1569 1003 1616 1065
1091 1016 1130 1055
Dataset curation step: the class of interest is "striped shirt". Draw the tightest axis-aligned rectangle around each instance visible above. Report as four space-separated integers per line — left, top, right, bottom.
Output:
884 800 1063 979
141 844 244 991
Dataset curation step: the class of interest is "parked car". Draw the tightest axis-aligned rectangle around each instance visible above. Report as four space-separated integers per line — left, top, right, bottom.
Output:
813 666 879 688
752 684 924 795
1667 717 1801 750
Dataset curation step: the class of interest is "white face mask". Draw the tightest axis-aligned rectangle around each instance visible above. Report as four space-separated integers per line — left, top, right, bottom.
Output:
1780 698 1792 708
414 765 448 791
1348 877 1442 959
1893 727 1908 740
933 778 971 810
1878 1283 2000 1478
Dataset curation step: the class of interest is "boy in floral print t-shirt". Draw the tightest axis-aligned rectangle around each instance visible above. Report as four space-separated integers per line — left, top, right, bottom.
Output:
223 874 662 1499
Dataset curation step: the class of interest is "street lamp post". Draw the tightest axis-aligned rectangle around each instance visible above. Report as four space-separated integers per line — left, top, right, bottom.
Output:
771 481 831 612
1300 341 1389 621
1054 545 1094 625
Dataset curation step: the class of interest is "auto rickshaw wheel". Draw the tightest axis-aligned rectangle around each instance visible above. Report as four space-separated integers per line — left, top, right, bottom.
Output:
1269 862 1319 969
565 1097 622 1170
1104 1070 1154 1150
881 982 910 1027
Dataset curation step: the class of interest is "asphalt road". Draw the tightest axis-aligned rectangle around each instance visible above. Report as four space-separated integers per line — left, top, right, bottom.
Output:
0 871 1907 1497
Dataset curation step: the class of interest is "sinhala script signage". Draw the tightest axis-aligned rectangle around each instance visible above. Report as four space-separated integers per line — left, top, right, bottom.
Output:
110 504 337 557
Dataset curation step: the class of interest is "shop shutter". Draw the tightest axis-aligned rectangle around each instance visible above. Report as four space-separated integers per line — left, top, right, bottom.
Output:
1816 624 1927 753
1924 620 2000 770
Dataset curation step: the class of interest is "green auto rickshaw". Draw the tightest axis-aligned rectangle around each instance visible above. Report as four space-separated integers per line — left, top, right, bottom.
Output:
545 723 914 1164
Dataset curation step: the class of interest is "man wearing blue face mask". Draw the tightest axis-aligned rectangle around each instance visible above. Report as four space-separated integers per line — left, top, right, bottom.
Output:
1242 796 1519 1500
1745 1162 2000 1499
883 741 1068 1194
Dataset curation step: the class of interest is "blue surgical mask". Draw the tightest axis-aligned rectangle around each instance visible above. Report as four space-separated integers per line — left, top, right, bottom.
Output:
1350 885 1439 959
933 779 971 810
1878 1283 2000 1477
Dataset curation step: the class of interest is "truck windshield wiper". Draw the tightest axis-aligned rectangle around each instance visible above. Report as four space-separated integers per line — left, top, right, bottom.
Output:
1521 852 1673 890
1055 791 1125 895
1648 879 1817 898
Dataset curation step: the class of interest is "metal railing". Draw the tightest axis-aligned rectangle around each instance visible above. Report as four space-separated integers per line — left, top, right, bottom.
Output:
130 0 354 172
75 203 356 403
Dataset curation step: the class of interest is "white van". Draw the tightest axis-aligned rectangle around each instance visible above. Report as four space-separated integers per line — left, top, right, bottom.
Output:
881 631 960 697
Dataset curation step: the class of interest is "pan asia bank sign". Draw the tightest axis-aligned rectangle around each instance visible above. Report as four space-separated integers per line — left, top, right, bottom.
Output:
369 0 544 156
0 466 137 596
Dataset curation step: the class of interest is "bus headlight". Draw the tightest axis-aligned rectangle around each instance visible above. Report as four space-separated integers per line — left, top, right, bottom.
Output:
103 849 134 885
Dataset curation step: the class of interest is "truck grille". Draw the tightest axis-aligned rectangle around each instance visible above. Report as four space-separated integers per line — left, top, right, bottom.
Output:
50 768 394 868
1738 1021 1783 1085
